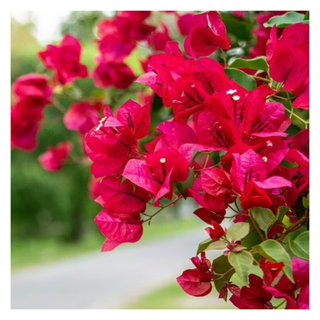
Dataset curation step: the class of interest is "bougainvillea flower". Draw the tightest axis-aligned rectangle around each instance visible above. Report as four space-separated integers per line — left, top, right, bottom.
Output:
201 166 234 201
230 274 273 309
11 106 41 151
177 13 195 35
240 180 273 210
116 99 151 139
64 102 101 134
260 257 285 286
38 141 73 171
97 12 155 61
177 253 213 297
250 12 284 58
263 257 309 309
93 58 136 89
193 207 225 224
38 34 88 85
205 220 226 241
85 120 136 178
98 175 151 219
157 121 197 149
231 149 292 193
191 252 211 272
148 23 171 51
268 23 309 109
88 176 102 200
184 11 231 58
94 209 143 252
123 147 190 204
177 268 213 297
12 73 52 104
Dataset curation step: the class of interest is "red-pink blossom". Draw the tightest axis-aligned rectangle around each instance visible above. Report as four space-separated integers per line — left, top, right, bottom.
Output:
12 73 52 105
268 23 309 110
93 58 136 89
184 11 231 58
38 141 73 171
64 102 101 134
95 209 143 251
38 34 88 85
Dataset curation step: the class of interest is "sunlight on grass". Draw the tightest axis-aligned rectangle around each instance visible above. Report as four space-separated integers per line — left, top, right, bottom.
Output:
123 281 236 309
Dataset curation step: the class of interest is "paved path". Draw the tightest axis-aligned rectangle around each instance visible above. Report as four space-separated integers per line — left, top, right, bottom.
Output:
12 228 214 309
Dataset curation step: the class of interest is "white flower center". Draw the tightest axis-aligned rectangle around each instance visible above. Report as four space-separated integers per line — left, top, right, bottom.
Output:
226 89 237 95
160 158 166 164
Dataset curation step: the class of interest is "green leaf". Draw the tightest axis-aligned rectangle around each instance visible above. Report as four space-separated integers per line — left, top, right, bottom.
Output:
263 12 305 28
253 240 294 282
227 222 250 241
196 238 213 255
304 12 309 21
302 194 309 209
241 220 262 250
206 240 227 250
276 206 289 223
196 238 226 254
250 207 275 238
225 68 257 90
228 251 253 286
289 231 309 261
174 168 194 199
212 255 235 293
251 206 289 238
229 57 269 73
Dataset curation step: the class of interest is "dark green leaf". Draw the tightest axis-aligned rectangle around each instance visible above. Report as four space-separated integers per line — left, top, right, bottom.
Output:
250 207 275 238
253 240 293 282
196 238 213 255
241 220 262 250
289 231 309 261
220 13 254 41
225 68 257 90
174 168 194 199
152 93 163 112
276 206 289 223
229 57 269 73
227 222 250 241
251 206 289 238
228 251 253 285
304 12 309 20
302 194 309 209
212 255 235 293
263 12 305 28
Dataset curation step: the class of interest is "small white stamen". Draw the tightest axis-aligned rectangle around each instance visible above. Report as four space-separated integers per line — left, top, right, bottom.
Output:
266 140 273 147
160 158 166 164
262 156 268 162
95 123 103 131
232 95 240 101
99 116 107 124
226 89 237 95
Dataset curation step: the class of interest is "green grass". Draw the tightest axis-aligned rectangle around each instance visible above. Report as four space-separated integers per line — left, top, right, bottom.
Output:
11 207 202 271
123 281 236 309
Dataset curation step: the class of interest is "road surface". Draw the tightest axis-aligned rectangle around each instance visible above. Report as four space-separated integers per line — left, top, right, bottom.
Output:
12 228 217 309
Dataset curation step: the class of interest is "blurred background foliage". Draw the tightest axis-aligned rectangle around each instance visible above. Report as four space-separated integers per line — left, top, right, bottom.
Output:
11 11 306 271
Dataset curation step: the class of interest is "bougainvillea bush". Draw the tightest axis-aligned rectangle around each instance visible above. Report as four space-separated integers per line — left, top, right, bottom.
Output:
11 11 309 309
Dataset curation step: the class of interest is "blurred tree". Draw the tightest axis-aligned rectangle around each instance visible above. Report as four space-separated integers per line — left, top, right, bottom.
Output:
60 11 107 43
11 15 42 83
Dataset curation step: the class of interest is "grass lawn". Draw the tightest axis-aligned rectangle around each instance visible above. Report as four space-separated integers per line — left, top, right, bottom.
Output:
123 280 236 309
